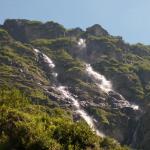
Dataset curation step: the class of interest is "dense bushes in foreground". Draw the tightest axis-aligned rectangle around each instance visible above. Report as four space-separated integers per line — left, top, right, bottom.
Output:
0 88 129 150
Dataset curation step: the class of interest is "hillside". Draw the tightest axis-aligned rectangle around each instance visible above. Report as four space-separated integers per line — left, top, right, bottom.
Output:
0 19 150 150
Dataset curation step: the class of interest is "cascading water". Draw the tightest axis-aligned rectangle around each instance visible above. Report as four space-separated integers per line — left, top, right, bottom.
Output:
57 86 104 137
78 38 86 48
85 63 139 110
34 48 55 68
86 64 112 93
77 39 139 110
33 48 105 137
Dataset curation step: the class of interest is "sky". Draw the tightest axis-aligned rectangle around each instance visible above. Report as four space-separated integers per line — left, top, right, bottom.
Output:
0 0 150 44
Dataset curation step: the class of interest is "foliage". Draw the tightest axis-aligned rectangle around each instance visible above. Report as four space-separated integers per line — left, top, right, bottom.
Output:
1 19 150 150
0 88 129 150
0 87 29 108
0 29 11 41
100 137 130 150
26 20 43 25
31 37 76 50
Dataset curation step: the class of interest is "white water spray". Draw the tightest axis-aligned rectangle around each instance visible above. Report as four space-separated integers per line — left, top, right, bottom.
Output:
34 48 40 53
78 38 86 48
57 86 104 137
33 48 104 137
34 48 55 68
86 64 112 93
85 63 139 110
131 104 139 110
43 54 55 68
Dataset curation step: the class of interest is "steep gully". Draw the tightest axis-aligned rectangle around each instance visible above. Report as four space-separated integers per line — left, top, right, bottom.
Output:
33 39 139 137
33 48 104 137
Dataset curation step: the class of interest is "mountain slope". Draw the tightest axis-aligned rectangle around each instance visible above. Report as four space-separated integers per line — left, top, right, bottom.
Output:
1 19 150 149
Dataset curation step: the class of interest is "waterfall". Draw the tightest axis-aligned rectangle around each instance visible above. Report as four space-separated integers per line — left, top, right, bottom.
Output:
85 63 139 110
34 48 55 68
57 86 104 137
78 38 86 48
33 48 105 137
85 64 112 93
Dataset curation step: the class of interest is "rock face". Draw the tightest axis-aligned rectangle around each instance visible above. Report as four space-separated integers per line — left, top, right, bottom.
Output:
131 107 150 150
86 24 109 37
3 19 66 42
130 43 150 57
67 27 84 37
111 73 144 102
85 37 123 62
3 20 109 42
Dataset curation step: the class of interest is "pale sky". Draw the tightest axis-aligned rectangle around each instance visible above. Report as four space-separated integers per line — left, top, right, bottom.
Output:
0 0 150 44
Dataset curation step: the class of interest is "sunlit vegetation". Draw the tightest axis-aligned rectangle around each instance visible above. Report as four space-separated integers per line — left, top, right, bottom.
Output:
0 88 129 150
1 19 150 150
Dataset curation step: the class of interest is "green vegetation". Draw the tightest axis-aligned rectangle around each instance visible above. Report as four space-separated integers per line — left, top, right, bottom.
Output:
88 107 110 125
0 29 11 41
93 57 144 101
2 19 150 149
88 35 121 45
86 35 150 102
0 41 50 102
31 37 76 50
26 20 43 25
0 88 129 150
